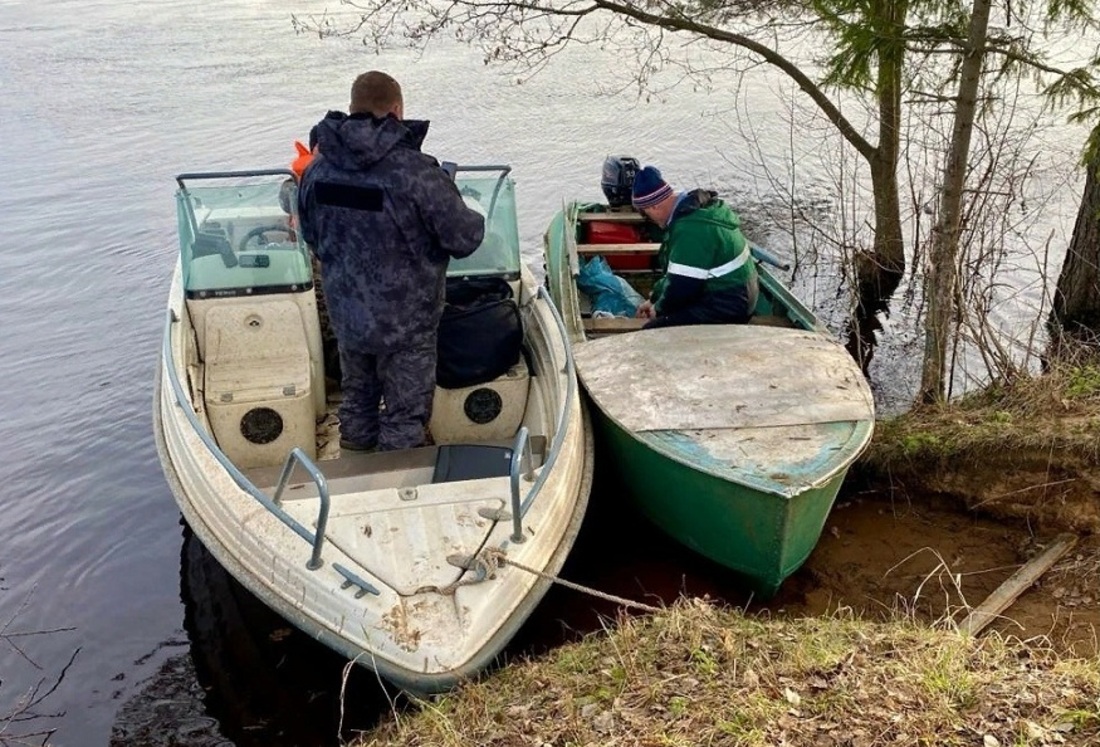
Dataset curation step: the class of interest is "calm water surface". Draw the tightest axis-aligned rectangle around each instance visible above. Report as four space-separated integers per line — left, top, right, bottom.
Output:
0 0 1084 744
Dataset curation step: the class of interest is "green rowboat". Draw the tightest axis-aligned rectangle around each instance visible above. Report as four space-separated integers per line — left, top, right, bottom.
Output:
543 202 874 596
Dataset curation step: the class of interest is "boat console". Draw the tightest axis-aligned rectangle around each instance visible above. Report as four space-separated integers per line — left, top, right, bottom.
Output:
175 171 324 469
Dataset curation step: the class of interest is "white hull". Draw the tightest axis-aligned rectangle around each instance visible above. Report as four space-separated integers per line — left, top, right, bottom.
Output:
155 261 593 693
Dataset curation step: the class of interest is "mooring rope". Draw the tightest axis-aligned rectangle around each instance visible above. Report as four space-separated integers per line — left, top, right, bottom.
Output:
479 547 663 614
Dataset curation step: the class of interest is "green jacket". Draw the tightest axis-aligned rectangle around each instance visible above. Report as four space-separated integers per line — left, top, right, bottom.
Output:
651 190 758 322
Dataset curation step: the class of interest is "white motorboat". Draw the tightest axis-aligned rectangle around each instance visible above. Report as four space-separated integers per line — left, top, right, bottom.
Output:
154 165 593 693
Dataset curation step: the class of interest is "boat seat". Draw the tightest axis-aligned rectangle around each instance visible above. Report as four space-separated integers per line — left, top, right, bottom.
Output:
576 242 661 256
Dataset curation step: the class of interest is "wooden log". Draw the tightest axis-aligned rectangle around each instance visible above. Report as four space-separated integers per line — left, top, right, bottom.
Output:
958 533 1078 636
576 243 661 255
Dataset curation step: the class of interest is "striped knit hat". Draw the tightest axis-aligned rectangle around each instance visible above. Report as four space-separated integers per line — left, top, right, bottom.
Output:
631 165 673 209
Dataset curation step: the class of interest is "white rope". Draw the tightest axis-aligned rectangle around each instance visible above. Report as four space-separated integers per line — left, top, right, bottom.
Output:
481 548 663 614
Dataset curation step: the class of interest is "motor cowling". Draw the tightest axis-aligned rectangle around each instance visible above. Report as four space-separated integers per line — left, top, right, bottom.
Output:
600 156 640 208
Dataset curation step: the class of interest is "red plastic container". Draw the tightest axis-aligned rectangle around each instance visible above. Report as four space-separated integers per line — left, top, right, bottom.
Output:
585 221 643 244
584 221 654 271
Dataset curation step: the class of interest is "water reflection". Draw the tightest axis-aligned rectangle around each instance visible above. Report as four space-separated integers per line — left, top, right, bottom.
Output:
176 523 398 746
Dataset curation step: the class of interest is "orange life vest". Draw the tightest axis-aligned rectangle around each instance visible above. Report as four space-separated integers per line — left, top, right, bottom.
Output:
290 140 316 181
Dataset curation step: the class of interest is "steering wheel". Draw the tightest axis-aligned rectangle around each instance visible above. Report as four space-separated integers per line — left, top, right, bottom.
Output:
238 224 293 253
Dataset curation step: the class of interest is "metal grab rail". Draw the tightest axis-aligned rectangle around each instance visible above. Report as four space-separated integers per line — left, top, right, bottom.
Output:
508 427 530 543
161 308 330 571
518 286 578 518
455 164 511 225
273 447 331 570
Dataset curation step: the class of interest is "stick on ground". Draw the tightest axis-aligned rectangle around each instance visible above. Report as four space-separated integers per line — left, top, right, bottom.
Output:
958 533 1078 636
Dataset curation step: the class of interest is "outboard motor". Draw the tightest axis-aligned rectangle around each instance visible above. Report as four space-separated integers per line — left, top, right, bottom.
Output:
600 156 640 207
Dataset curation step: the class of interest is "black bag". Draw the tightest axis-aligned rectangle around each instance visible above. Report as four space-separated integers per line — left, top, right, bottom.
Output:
437 277 523 389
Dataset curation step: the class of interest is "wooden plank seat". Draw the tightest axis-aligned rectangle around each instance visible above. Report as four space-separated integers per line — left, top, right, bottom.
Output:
576 242 661 255
583 317 648 333
577 211 646 222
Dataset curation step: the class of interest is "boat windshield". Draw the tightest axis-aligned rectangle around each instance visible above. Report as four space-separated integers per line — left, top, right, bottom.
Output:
447 167 521 280
174 166 520 296
175 171 311 298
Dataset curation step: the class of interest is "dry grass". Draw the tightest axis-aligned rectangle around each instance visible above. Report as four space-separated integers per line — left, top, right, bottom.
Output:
862 358 1100 470
355 600 1100 747
854 357 1100 533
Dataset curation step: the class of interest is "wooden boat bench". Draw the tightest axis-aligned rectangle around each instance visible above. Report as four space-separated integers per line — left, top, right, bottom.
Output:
575 242 661 256
574 209 659 273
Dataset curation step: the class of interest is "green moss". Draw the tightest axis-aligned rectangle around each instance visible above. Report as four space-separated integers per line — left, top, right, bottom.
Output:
899 431 946 456
687 648 717 678
1065 365 1100 399
668 695 689 716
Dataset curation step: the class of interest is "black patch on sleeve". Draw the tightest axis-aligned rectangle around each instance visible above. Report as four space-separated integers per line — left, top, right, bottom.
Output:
315 181 384 211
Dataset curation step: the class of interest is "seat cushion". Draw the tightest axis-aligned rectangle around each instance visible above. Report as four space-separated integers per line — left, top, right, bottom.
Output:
432 444 514 484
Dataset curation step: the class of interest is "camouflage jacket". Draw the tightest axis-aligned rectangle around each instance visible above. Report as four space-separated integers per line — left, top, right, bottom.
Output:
297 112 485 352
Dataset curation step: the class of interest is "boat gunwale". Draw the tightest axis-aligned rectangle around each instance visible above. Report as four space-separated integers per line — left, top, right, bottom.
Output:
616 411 871 499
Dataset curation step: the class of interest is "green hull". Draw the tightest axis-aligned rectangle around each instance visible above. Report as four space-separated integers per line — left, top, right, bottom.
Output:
544 202 875 598
594 411 849 597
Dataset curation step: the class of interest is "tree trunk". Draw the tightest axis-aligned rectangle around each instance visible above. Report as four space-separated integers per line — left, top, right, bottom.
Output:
1048 132 1100 356
917 0 992 404
844 0 907 373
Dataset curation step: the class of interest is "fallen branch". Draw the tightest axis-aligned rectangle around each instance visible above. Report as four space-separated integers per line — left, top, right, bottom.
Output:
958 533 1078 636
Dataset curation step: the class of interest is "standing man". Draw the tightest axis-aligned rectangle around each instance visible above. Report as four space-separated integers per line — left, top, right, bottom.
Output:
632 165 759 328
297 71 485 452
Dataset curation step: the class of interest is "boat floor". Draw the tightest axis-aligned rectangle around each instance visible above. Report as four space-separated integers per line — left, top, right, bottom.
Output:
238 397 555 598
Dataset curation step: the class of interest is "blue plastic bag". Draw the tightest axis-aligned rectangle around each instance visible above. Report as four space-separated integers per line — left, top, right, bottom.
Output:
576 256 645 318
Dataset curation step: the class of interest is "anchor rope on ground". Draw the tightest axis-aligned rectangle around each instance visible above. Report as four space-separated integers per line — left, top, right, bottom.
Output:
481 548 663 614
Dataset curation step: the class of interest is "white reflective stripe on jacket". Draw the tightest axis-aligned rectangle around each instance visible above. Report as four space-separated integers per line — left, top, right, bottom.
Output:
666 244 751 280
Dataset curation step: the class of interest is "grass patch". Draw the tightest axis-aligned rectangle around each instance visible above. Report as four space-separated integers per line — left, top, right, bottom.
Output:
355 600 1100 747
863 355 1100 471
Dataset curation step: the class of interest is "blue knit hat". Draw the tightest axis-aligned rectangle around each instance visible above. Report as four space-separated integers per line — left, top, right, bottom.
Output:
632 165 673 209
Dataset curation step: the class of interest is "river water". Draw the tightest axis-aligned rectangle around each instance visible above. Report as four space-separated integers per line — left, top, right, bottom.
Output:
0 0 1087 744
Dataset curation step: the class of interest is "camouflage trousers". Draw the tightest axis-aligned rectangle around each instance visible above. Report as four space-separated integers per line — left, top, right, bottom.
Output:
338 338 436 451
311 255 341 382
